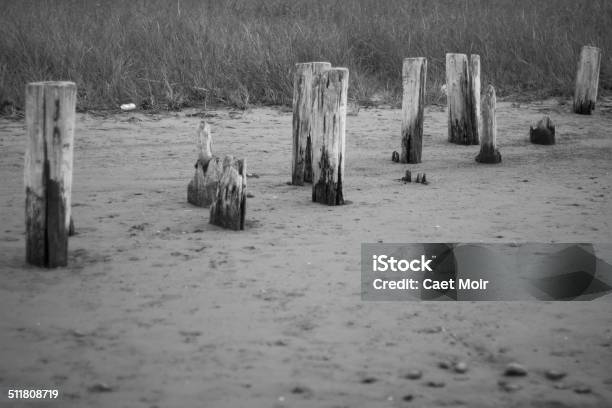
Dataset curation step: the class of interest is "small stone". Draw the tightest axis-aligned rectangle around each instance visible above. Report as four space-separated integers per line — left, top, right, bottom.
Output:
438 361 451 370
417 326 443 334
88 382 113 393
403 370 423 380
290 385 313 397
504 362 528 377
425 380 445 388
454 361 468 374
361 377 377 384
574 385 591 394
71 329 86 338
402 394 414 402
498 380 522 392
545 370 567 381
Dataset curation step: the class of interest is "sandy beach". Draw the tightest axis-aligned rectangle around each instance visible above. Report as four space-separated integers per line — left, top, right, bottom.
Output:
1 98 611 407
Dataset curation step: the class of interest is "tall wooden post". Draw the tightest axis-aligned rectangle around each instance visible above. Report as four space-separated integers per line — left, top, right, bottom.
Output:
573 46 601 115
311 68 348 205
25 81 76 267
446 53 479 145
400 57 427 164
292 61 331 185
476 85 501 164
469 54 481 142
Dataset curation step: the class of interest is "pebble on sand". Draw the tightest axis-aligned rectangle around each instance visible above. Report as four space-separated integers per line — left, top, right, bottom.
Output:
498 380 522 392
504 362 528 377
291 386 313 398
574 385 591 394
454 361 468 374
425 380 445 388
403 370 423 380
438 361 451 370
545 369 567 381
88 383 113 393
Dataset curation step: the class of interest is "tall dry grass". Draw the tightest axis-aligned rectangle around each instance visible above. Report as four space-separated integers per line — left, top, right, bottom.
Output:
0 0 610 111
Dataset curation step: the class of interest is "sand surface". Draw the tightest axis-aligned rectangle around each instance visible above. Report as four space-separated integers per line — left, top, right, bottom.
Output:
1 99 612 407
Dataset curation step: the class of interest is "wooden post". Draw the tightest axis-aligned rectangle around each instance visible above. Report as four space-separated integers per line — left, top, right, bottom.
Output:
209 156 247 230
400 57 427 164
195 120 213 164
188 121 224 207
187 157 224 207
446 53 479 145
311 68 348 205
573 46 601 115
291 62 331 185
476 85 501 163
25 81 76 267
530 116 555 145
469 54 481 143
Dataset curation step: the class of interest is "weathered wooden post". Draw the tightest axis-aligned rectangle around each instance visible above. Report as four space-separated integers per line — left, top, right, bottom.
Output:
530 116 555 145
469 54 481 141
311 68 348 205
446 53 479 145
400 57 427 164
573 46 602 115
25 81 76 267
187 121 225 207
476 85 502 163
209 156 247 230
291 62 332 185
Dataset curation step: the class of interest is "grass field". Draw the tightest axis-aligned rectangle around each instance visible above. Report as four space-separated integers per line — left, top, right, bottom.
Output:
0 0 610 112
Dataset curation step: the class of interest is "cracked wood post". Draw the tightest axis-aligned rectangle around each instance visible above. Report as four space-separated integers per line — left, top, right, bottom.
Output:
476 85 502 163
209 156 247 230
25 81 76 267
311 67 348 205
530 116 555 145
400 57 427 164
469 54 481 143
446 53 479 145
291 62 331 185
573 46 601 115
188 121 224 207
